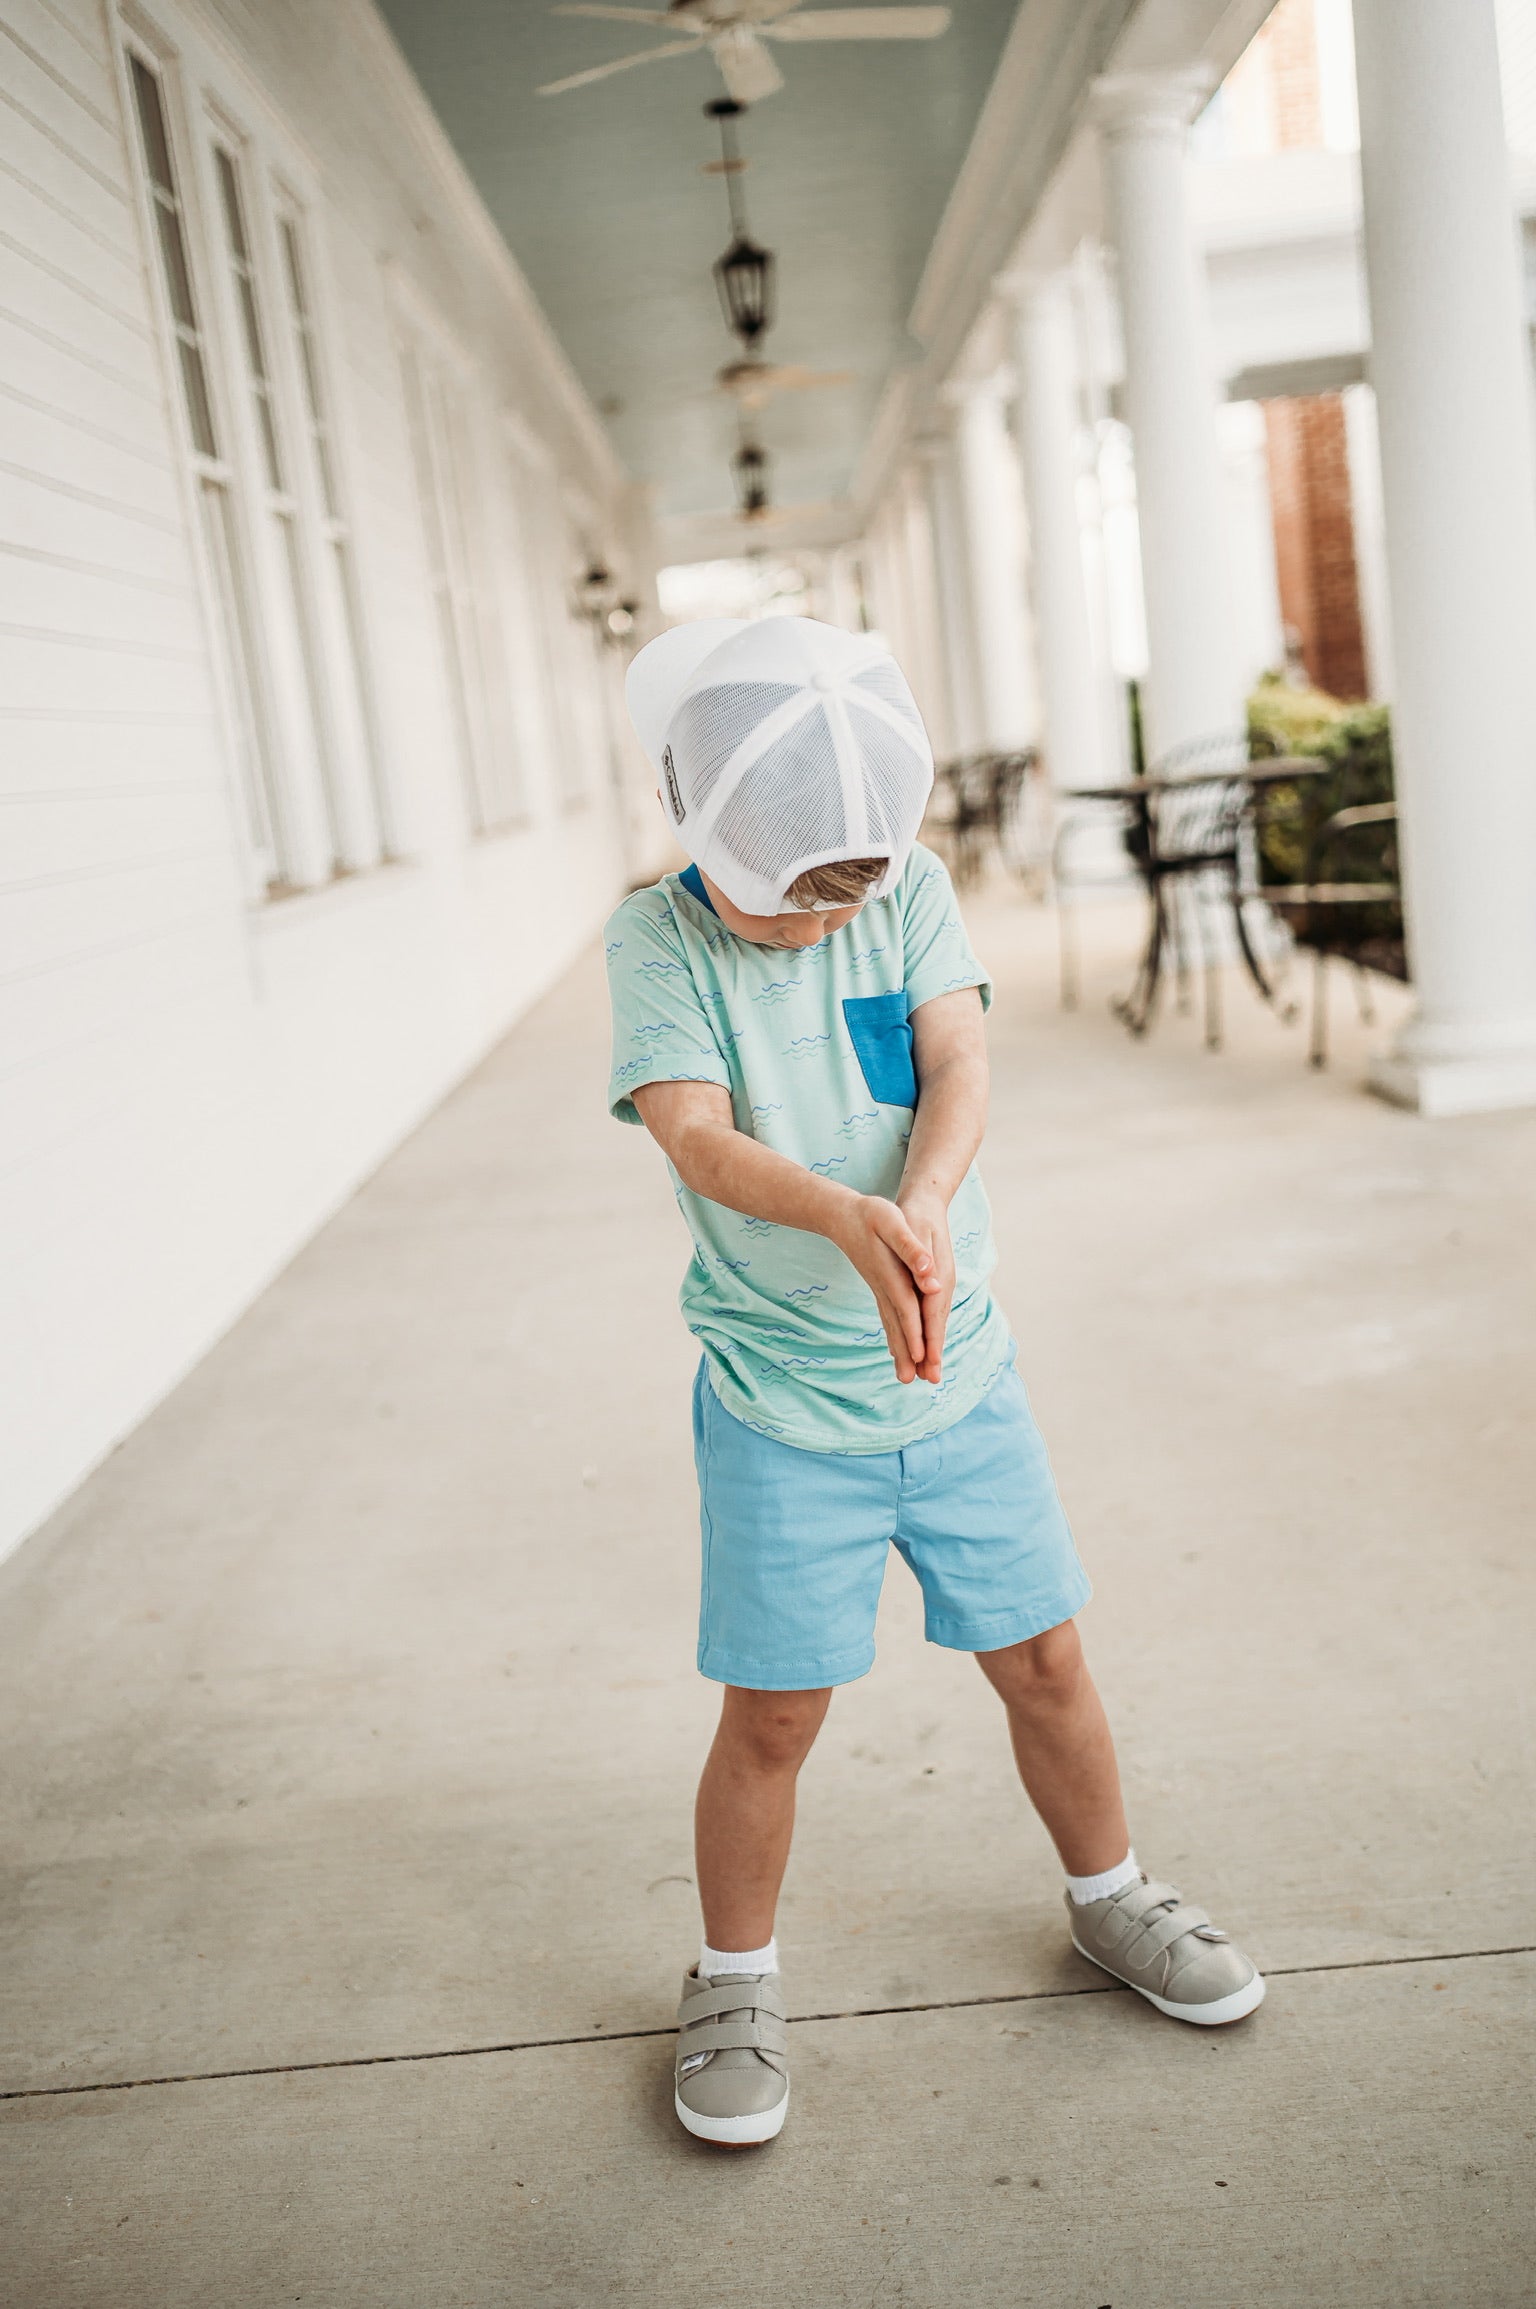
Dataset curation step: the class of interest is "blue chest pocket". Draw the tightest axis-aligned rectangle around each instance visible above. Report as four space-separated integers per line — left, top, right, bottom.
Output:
843 989 916 1108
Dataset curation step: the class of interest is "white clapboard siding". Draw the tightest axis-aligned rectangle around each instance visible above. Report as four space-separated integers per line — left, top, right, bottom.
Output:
0 28 128 203
0 548 199 646
0 0 651 1560
3 0 120 110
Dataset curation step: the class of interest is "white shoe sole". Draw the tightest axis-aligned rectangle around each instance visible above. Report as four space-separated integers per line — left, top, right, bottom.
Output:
674 2086 789 2146
1071 1937 1267 2026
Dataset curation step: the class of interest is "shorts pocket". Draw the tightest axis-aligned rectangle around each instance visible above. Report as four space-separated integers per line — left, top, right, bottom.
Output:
843 989 916 1107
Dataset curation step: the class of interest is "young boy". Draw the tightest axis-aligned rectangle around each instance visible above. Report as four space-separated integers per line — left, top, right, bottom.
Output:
604 615 1262 2148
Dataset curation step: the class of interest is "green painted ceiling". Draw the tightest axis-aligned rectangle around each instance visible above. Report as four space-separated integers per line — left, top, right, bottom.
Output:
374 0 1021 522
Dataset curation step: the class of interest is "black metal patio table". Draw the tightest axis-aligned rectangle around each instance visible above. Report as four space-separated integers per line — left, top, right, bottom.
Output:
1060 753 1330 1048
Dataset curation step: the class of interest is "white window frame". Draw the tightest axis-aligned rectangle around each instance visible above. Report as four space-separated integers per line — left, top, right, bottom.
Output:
516 447 602 815
392 293 530 838
116 3 390 898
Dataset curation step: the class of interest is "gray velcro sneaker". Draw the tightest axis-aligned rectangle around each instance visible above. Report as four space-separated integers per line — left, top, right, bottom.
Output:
674 1968 789 2146
1068 1872 1266 2025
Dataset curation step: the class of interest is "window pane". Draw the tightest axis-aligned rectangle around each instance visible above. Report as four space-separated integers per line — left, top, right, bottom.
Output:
129 57 223 461
197 479 286 886
214 143 285 492
153 200 196 329
278 215 340 517
177 338 218 457
129 55 174 193
214 147 249 258
277 512 344 860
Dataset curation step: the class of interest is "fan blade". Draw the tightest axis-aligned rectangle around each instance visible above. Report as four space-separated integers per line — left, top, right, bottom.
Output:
766 364 855 391
538 34 702 93
550 5 678 22
765 7 951 39
741 0 814 20
712 26 785 100
719 359 855 407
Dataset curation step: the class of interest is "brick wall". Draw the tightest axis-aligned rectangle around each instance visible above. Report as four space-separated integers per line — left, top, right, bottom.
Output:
1263 393 1370 700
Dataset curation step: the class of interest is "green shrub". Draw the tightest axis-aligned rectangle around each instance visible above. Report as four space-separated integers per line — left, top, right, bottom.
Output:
1247 682 1403 970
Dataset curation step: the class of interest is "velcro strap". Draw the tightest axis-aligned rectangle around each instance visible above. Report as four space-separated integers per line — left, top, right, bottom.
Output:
680 1979 786 2025
1127 1878 1183 1917
1134 1903 1211 1960
679 2016 789 2057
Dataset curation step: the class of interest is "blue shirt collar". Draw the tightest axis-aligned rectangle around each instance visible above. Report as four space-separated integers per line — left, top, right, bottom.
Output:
677 862 718 917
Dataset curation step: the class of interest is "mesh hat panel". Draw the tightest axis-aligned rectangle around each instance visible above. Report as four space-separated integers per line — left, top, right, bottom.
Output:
848 704 928 851
853 659 926 728
713 707 847 884
667 681 802 815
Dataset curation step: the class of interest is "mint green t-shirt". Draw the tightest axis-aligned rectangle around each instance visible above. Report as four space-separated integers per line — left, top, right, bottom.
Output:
604 844 1014 1453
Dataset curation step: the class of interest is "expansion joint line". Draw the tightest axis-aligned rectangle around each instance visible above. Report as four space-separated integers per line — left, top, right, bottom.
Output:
2 1942 1530 2105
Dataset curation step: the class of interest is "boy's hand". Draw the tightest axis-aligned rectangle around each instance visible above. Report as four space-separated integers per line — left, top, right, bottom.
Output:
896 1190 955 1384
830 1195 943 1385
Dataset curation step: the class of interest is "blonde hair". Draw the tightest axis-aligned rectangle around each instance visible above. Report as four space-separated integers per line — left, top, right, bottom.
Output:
783 855 887 910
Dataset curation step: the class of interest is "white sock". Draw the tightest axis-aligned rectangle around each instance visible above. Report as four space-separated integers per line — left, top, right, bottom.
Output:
1066 1850 1140 1906
699 1935 778 1977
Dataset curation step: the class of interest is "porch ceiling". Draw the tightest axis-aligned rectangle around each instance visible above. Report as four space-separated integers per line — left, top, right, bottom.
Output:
372 0 1020 526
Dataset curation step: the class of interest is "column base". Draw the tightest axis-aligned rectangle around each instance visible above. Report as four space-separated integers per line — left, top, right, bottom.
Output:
1368 1045 1536 1118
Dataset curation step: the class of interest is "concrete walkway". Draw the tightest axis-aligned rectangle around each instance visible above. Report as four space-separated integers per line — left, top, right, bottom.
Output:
4 894 1533 2308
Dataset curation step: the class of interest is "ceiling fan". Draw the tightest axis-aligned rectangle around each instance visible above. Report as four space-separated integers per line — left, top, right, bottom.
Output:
539 2 953 105
716 354 854 412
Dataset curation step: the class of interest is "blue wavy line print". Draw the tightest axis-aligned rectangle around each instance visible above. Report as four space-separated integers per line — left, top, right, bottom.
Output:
639 958 688 977
835 1110 881 1141
603 938 624 957
752 980 802 1006
750 1102 782 1119
715 1255 751 1274
953 1228 983 1253
740 1216 777 1236
847 945 887 970
784 1034 833 1060
809 1156 847 1177
784 1282 829 1302
631 1020 682 1041
777 1355 831 1371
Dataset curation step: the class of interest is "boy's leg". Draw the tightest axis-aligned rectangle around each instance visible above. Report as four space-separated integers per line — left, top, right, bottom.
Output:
675 1685 828 2147
694 1684 832 1950
975 1619 1129 1876
977 1618 1265 2025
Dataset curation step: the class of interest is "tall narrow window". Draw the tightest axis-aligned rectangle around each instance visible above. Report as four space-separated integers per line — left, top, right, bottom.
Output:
400 342 484 830
275 206 389 861
127 53 286 891
399 342 524 836
211 139 341 867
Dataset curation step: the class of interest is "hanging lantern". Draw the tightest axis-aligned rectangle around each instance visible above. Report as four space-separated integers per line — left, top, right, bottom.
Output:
732 437 771 519
706 98 775 350
574 562 614 621
714 232 775 349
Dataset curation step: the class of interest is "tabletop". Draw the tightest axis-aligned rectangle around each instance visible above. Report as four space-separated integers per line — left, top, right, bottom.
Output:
1063 755 1328 804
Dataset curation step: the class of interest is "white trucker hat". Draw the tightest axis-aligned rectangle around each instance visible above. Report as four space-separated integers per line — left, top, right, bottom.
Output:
625 615 934 916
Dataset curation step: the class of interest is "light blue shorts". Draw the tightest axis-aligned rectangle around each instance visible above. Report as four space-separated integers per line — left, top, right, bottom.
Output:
692 1359 1091 1690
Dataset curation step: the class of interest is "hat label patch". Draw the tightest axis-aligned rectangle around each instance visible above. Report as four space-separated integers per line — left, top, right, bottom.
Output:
663 745 686 822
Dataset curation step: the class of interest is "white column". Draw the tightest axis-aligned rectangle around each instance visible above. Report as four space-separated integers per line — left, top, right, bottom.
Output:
1352 0 1536 1114
1094 70 1243 763
892 465 952 757
1011 272 1107 790
949 377 1036 749
916 429 983 760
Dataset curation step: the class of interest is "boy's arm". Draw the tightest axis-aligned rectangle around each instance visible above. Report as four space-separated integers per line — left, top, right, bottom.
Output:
631 1079 942 1385
898 987 989 1385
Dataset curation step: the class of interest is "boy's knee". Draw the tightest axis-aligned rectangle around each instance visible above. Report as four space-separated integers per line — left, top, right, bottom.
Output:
723 1686 829 1772
979 1619 1082 1708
